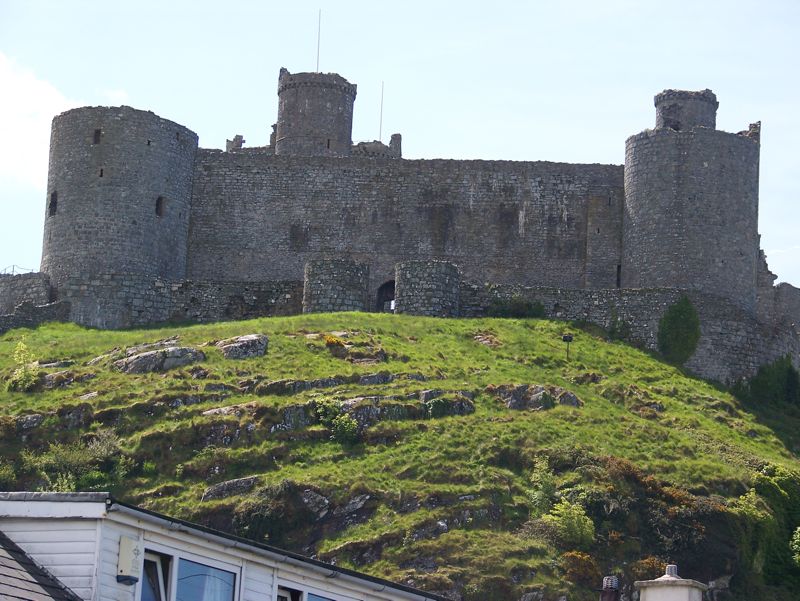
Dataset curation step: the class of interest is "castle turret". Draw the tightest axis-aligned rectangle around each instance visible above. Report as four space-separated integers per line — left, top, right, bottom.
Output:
622 89 760 313
41 106 198 286
654 89 718 131
274 68 356 157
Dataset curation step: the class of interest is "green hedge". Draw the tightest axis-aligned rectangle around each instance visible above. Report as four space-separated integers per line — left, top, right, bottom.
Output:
657 296 700 364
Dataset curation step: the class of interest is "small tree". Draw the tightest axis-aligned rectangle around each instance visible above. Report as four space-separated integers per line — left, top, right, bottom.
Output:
657 296 700 364
7 338 38 392
541 499 595 550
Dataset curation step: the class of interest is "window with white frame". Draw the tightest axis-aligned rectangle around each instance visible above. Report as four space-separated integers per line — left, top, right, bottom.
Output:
138 548 238 601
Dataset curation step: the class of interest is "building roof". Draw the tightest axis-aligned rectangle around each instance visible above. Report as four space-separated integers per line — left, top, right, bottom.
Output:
0 530 83 601
0 492 450 601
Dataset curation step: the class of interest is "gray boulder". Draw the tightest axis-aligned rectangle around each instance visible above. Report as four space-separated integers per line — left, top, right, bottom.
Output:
113 347 205 373
215 334 268 359
201 476 259 501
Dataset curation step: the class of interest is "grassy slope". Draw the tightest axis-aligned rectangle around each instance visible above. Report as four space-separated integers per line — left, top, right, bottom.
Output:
1 314 799 600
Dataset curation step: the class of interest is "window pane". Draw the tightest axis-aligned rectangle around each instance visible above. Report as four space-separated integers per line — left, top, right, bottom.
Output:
176 558 235 601
308 594 335 601
141 559 163 601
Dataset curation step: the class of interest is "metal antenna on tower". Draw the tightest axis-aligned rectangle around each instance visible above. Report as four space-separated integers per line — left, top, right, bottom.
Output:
379 81 384 142
316 9 321 72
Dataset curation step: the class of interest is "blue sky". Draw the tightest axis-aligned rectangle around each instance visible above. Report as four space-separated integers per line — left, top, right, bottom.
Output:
1 0 798 284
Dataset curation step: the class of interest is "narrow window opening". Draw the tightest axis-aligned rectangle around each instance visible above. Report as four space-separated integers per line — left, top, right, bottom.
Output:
327 138 331 149
175 132 180 141
608 196 612 206
596 227 600 234
99 168 104 177
155 196 165 217
147 139 151 146
93 129 101 144
616 264 622 288
48 192 58 217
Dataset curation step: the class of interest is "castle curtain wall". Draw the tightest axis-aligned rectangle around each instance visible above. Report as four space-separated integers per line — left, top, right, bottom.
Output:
186 151 624 296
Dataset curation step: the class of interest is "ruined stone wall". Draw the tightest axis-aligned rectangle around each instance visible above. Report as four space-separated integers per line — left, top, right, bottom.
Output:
41 106 198 286
0 273 51 314
623 127 759 313
303 259 369 313
187 151 624 308
459 283 799 384
57 274 301 329
395 261 460 317
0 301 71 336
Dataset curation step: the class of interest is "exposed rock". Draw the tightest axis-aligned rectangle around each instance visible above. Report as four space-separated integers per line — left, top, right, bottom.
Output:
400 556 439 572
42 370 74 389
557 390 584 407
113 347 205 373
358 371 394 386
301 489 331 519
215 334 268 359
519 592 544 601
57 403 93 429
190 366 210 379
419 389 442 402
201 476 259 501
36 359 74 368
334 493 371 516
79 391 99 400
493 384 582 411
202 402 258 417
15 413 44 432
270 404 317 432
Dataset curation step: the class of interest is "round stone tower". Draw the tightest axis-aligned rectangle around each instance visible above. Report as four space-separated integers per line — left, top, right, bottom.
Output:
274 68 356 157
41 106 198 286
623 89 760 313
654 89 718 131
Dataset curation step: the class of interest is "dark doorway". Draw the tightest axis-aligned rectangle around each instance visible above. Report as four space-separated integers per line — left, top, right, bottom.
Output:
376 280 395 312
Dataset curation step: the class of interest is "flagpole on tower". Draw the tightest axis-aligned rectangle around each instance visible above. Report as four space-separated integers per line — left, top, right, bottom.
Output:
316 9 321 72
379 81 384 142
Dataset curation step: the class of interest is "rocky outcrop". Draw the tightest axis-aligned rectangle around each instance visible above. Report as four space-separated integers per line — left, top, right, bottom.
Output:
113 347 205 373
215 334 268 359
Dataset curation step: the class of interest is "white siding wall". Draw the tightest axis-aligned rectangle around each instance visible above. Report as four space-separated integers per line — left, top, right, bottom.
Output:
242 561 274 601
97 520 140 601
0 517 99 600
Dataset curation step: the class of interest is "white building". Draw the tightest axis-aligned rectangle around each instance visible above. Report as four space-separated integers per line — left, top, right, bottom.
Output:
0 492 447 601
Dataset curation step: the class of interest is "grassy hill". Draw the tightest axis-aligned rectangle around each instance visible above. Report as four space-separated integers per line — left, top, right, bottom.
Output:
1 313 800 600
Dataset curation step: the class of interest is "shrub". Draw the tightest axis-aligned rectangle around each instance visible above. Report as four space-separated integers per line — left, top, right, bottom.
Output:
330 414 360 445
657 296 700 364
21 429 130 491
315 398 342 427
608 309 632 341
559 550 601 587
6 339 38 392
426 397 452 418
734 355 799 405
540 499 595 550
527 456 557 517
487 296 545 318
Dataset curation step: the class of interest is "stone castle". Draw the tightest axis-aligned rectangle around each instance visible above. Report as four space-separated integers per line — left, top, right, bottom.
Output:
1 68 798 383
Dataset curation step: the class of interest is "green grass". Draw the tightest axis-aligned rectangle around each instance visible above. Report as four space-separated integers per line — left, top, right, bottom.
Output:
1 313 800 600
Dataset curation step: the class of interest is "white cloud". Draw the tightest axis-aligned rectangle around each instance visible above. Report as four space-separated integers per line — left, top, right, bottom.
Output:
102 88 130 104
0 52 81 190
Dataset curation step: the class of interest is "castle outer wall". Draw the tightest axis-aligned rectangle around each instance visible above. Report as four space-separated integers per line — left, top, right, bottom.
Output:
186 152 624 303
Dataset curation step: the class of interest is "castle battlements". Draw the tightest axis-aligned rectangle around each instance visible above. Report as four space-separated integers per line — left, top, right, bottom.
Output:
0 69 798 383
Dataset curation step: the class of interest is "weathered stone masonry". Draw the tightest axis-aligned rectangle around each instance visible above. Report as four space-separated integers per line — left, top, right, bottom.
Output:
1 69 797 384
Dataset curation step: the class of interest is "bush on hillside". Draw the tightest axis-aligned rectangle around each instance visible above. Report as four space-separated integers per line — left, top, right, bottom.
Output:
487 296 545 318
734 355 800 405
657 296 700 364
6 339 39 392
